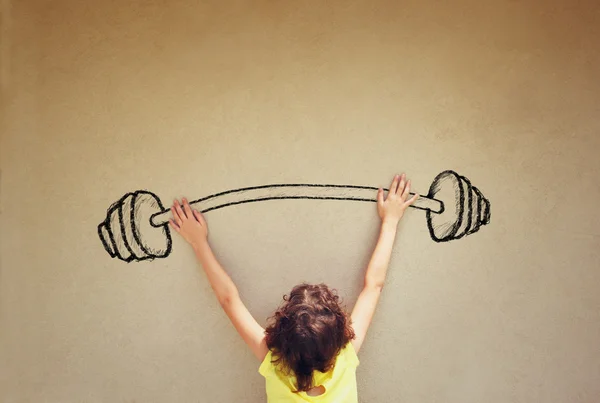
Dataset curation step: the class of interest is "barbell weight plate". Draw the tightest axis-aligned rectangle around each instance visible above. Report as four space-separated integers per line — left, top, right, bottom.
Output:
131 191 172 259
108 202 134 262
426 170 467 242
121 193 150 260
452 175 473 239
466 186 484 235
480 194 491 225
97 222 116 258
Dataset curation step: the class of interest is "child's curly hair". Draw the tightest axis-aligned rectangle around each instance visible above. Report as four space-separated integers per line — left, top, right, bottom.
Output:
264 283 355 393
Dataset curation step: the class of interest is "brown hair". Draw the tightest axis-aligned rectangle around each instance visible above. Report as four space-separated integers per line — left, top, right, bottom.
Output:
264 283 355 393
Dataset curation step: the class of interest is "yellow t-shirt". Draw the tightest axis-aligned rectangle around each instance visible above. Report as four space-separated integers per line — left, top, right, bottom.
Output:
258 342 360 403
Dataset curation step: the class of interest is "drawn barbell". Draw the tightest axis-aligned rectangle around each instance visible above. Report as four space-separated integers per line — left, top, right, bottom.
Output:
98 170 491 263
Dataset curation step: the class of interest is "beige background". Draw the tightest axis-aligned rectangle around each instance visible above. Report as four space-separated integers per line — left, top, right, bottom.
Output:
1 1 599 402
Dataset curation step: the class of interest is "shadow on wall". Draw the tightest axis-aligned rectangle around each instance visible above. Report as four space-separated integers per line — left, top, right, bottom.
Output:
97 170 491 263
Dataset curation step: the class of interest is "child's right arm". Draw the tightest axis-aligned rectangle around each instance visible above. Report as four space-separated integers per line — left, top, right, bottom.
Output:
351 173 418 353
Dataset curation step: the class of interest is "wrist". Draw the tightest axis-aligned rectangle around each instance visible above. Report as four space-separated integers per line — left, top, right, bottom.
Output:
381 218 400 229
192 238 210 252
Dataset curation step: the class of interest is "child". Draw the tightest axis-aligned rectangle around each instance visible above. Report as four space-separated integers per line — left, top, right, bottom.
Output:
169 173 418 402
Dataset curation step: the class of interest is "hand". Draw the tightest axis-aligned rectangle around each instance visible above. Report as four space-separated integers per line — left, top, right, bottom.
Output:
377 173 419 225
169 198 209 248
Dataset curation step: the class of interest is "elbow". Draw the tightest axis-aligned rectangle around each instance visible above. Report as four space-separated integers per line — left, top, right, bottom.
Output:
218 288 239 308
364 277 384 292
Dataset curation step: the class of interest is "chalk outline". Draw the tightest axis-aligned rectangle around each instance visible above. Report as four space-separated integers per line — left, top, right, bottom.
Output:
98 171 491 262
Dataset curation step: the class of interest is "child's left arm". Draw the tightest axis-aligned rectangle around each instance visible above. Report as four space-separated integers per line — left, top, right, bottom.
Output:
170 198 268 361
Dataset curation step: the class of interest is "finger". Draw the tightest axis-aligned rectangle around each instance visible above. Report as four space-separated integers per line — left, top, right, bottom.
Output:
193 210 206 225
171 200 181 220
169 219 180 232
390 174 400 195
406 193 419 206
401 179 412 200
397 173 406 195
174 199 187 219
377 188 384 205
183 198 194 219
171 205 182 226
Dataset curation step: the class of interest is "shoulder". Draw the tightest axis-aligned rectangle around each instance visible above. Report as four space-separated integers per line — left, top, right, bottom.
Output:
258 349 274 377
338 342 360 368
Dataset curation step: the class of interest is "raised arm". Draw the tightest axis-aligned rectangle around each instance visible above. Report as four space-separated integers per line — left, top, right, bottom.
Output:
351 174 418 353
170 198 268 361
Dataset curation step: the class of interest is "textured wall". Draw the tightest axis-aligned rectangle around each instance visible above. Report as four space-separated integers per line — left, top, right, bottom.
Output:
1 1 599 402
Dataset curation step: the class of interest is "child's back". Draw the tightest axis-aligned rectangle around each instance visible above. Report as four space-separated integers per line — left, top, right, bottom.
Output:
259 339 359 402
